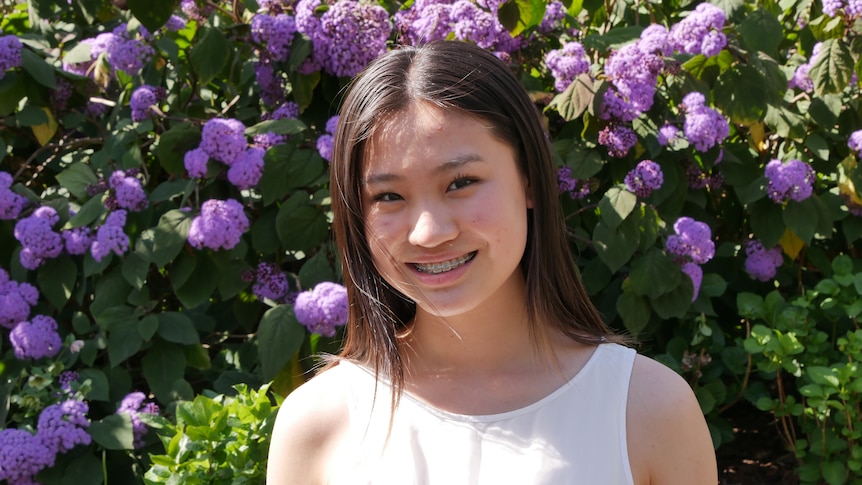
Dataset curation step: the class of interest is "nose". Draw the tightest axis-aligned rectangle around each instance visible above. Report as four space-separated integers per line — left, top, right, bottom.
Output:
408 206 458 248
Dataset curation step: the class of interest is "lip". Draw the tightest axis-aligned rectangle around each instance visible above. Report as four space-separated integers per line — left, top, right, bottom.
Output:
406 251 477 284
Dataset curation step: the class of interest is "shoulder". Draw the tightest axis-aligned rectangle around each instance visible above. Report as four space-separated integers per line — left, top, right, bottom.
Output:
626 354 718 485
266 362 352 485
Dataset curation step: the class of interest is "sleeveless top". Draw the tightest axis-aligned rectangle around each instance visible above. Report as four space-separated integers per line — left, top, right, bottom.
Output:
327 343 637 485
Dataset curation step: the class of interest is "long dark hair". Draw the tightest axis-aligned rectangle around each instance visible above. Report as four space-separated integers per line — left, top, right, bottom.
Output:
329 40 618 400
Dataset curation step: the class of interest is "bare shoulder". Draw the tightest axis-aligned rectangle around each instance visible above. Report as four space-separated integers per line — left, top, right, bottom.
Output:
266 363 350 485
626 354 718 485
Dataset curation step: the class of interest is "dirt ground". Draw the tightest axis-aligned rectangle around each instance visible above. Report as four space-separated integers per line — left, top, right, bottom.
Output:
717 402 800 485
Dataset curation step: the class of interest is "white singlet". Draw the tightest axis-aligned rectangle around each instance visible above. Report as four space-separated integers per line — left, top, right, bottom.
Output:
327 343 637 485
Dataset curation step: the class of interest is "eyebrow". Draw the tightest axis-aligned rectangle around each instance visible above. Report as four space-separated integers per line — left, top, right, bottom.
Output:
362 154 485 185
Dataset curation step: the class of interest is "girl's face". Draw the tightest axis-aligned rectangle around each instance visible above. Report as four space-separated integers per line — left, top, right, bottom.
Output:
361 102 532 320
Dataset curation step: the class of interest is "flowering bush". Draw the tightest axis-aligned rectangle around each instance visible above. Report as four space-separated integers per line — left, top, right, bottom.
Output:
1 0 861 483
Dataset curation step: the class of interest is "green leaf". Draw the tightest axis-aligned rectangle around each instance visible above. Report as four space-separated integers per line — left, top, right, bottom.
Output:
749 199 785 248
549 73 595 121
175 252 219 309
20 49 57 89
260 143 325 206
245 119 307 136
738 9 783 56
126 0 179 32
108 319 144 367
61 452 103 485
598 187 638 229
650 281 693 319
258 305 306 381
582 25 644 52
714 65 769 124
15 105 49 127
157 312 200 345
700 273 727 298
592 218 639 273
37 256 76 311
737 292 765 320
629 249 681 299
0 72 26 116
695 387 717 414
804 133 830 161
139 314 159 341
136 209 192 268
497 0 546 36
142 342 187 404
155 123 201 175
809 39 854 96
88 413 135 450
78 368 109 401
66 195 106 228
56 163 98 200
149 179 192 203
298 250 336 290
783 198 820 245
276 194 329 253
822 460 847 485
190 27 229 86
565 149 605 179
616 289 650 337
121 251 149 289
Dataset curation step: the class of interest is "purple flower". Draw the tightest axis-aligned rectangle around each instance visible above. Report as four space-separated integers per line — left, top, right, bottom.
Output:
545 42 590 92
227 147 265 189
254 58 288 106
848 0 862 16
788 43 822 92
669 3 726 56
0 428 53 484
130 85 159 122
253 262 289 301
37 400 91 456
106 24 154 74
294 281 348 337
59 371 79 391
666 216 715 265
394 1 454 46
658 124 680 146
201 118 247 165
823 0 843 16
849 130 862 157
764 159 816 203
324 115 339 135
686 164 723 190
181 0 213 22
62 227 94 255
625 160 664 197
316 134 334 162
557 167 591 200
744 240 783 282
600 42 664 122
52 78 74 112
0 171 26 220
449 0 521 53
14 206 64 270
184 148 210 178
0 35 23 80
598 125 637 158
10 315 62 360
109 170 148 211
165 15 187 32
681 262 703 302
251 13 297 62
90 210 129 262
681 92 729 152
117 392 159 449
295 0 392 77
0 268 39 329
639 24 672 56
539 1 565 33
188 199 249 251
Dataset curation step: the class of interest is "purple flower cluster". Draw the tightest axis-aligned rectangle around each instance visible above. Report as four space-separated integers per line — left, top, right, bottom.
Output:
254 101 300 149
201 118 248 164
251 13 297 62
294 281 348 337
165 15 188 32
0 268 39 329
394 0 454 45
255 59 288 106
0 428 53 484
601 29 667 122
109 170 149 211
130 85 163 122
181 0 213 22
658 124 680 147
188 199 249 251
91 210 130 262
1 171 26 220
764 159 816 203
557 167 591 199
539 1 565 33
296 0 391 77
228 147 265 190
849 0 862 16
14 207 64 270
189 118 267 189
667 217 715 301
625 160 664 197
823 0 843 16
0 35 23 80
10 315 62 360
681 92 729 152
316 115 339 162
37 400 92 455
744 240 783 282
598 125 637 158
848 130 862 157
184 148 209 178
788 43 822 92
686 164 724 190
253 262 289 301
450 1 521 53
63 24 153 78
62 226 94 255
117 392 159 449
545 42 590 92
669 3 726 57
51 78 74 112
59 371 79 392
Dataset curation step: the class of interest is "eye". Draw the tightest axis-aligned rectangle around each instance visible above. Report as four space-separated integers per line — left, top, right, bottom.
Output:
447 176 478 191
372 192 402 202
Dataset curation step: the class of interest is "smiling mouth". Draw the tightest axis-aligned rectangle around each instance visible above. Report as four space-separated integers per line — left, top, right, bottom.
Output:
412 252 477 274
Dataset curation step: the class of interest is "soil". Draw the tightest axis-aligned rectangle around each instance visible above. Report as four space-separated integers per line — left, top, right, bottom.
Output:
717 401 800 485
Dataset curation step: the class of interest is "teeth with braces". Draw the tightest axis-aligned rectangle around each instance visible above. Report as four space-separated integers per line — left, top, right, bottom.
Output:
414 253 475 274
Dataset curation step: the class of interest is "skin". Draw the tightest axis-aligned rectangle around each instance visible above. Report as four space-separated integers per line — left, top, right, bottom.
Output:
267 102 718 485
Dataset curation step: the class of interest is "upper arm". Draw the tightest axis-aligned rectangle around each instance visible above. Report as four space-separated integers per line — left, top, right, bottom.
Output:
266 369 348 485
626 355 718 485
